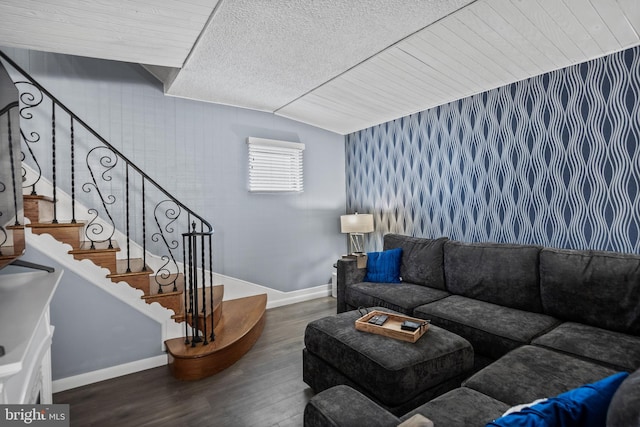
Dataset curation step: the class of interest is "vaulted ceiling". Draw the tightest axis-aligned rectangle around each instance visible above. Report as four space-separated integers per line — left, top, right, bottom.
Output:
1 0 638 135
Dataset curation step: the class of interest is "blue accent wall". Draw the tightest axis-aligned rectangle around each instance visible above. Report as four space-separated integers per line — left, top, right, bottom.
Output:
346 46 640 253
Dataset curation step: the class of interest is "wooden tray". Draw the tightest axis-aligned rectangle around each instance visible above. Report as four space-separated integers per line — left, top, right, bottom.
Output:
355 310 430 343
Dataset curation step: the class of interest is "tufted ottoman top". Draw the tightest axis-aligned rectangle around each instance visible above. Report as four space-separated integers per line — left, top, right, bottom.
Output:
304 307 474 407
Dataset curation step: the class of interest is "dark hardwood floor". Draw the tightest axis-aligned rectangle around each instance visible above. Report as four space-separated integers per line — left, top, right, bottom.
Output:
54 296 337 427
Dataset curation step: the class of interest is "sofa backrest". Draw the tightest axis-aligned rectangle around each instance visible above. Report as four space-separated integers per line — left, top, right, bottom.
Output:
540 248 640 335
444 241 543 312
383 234 448 290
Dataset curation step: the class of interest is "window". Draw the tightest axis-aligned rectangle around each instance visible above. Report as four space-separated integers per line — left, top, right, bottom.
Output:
247 137 305 193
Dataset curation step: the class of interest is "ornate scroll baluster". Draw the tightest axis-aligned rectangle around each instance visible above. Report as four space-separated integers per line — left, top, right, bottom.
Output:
152 200 180 293
14 82 43 195
83 146 117 248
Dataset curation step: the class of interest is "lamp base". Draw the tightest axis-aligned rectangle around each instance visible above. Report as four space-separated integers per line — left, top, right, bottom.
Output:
348 233 365 255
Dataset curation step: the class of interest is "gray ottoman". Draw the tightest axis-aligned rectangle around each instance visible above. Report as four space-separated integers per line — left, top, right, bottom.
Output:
303 307 474 415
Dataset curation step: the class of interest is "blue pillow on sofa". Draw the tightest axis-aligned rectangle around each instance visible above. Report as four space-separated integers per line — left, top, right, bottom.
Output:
363 248 402 283
486 372 629 427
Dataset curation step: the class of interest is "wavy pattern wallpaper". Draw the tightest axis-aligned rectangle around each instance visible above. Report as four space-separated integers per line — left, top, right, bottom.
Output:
346 46 640 253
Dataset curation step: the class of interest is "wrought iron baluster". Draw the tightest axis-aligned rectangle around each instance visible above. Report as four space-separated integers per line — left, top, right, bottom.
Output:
51 103 58 224
70 117 76 223
142 177 147 271
199 230 208 345
182 232 189 344
0 179 6 254
209 231 215 341
152 200 180 293
83 147 117 249
7 110 20 226
126 164 131 273
14 82 43 196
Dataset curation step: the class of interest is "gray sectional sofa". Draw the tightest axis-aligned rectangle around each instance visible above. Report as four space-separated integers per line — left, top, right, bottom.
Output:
305 234 640 426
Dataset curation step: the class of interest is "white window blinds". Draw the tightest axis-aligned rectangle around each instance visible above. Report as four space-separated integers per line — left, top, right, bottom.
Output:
247 137 305 193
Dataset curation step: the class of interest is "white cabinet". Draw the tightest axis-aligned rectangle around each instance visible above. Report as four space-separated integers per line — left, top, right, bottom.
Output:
0 270 62 404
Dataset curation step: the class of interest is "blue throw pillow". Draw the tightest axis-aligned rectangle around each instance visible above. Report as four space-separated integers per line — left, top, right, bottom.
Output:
363 248 402 283
486 372 629 427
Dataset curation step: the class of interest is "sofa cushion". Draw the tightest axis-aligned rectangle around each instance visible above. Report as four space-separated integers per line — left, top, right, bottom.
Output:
364 248 403 283
304 385 400 427
463 345 618 407
414 295 559 360
539 248 640 335
532 322 640 371
346 282 449 315
607 368 640 427
487 372 628 427
383 234 448 290
401 387 509 427
444 241 543 312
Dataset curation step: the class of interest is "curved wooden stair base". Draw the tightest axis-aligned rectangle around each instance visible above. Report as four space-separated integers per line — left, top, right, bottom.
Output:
165 293 267 381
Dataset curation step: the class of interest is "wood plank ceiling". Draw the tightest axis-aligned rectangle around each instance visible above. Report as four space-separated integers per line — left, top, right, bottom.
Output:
0 0 638 135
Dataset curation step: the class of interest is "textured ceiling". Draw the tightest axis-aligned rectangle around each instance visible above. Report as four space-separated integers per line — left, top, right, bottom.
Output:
0 0 639 135
166 0 474 112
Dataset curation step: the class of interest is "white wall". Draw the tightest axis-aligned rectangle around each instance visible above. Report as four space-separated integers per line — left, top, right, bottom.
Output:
2 47 347 292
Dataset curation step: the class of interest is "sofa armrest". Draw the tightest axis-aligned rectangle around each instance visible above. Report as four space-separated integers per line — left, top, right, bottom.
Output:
336 258 367 313
304 385 400 427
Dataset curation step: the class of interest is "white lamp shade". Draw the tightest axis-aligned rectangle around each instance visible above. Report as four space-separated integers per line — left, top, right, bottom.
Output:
340 214 374 233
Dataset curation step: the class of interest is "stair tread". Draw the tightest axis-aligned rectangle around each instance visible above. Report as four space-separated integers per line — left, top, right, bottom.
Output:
27 220 85 228
165 293 267 359
144 273 184 295
142 290 182 300
23 194 53 202
69 240 121 253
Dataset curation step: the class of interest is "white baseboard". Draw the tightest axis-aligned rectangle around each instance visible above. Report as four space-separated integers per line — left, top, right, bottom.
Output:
213 272 332 308
266 284 333 308
52 354 167 393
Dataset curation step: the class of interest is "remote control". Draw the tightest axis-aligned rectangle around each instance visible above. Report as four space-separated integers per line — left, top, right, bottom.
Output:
368 314 388 326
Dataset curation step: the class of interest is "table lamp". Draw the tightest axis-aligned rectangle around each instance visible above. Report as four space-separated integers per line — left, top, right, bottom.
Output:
340 213 374 254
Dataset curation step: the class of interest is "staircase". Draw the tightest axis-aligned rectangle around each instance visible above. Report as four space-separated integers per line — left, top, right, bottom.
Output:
0 51 267 381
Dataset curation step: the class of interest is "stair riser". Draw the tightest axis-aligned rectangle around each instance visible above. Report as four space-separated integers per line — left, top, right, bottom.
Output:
23 197 54 223
23 199 40 224
30 227 82 248
144 294 182 314
115 274 152 295
72 252 117 273
185 307 222 337
8 227 25 254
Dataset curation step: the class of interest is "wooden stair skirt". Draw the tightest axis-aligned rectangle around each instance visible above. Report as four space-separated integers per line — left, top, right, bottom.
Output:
165 294 267 381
